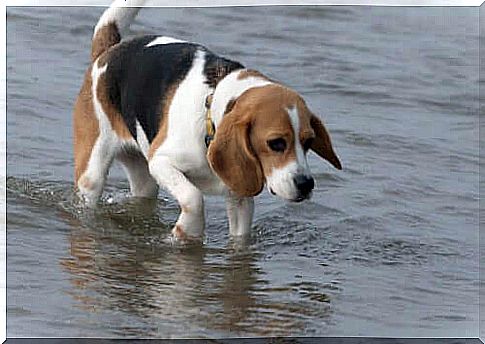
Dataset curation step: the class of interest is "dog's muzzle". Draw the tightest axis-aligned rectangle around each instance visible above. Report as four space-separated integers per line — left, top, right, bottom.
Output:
293 174 314 201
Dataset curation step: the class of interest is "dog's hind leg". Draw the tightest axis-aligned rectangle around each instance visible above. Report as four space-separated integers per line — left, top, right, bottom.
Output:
75 136 117 206
73 63 117 206
117 148 158 198
73 67 108 206
148 155 205 241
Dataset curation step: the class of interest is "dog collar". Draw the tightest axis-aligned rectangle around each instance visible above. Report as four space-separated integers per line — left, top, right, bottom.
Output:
204 94 216 147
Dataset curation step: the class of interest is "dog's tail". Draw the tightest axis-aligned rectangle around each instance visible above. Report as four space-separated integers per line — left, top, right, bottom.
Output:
91 0 145 61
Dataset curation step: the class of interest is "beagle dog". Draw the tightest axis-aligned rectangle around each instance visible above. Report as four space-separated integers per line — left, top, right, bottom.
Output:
73 0 342 241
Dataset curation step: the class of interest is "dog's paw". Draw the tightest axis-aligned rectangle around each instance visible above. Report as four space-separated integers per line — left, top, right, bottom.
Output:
170 224 204 245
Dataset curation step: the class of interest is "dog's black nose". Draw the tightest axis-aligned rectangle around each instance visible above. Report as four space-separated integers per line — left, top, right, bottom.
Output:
294 174 314 196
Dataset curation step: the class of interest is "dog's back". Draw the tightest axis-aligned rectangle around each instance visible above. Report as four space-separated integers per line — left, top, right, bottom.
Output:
98 36 242 145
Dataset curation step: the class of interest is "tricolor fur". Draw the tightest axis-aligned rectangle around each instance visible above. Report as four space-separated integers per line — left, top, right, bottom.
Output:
73 0 342 241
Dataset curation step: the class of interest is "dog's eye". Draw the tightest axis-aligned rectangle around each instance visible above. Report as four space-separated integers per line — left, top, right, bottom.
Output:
303 138 314 151
267 138 287 153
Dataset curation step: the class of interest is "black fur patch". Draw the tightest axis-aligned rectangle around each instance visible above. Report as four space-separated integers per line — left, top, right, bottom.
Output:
101 35 244 144
224 98 237 115
203 52 244 89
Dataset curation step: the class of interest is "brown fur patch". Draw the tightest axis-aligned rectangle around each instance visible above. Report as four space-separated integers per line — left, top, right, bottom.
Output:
73 67 99 184
307 112 342 170
172 224 188 240
237 69 272 82
224 98 237 115
207 109 265 197
148 81 179 160
96 71 133 140
91 22 120 62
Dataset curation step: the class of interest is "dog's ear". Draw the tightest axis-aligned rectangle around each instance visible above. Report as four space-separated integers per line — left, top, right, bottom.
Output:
207 108 264 197
309 114 342 170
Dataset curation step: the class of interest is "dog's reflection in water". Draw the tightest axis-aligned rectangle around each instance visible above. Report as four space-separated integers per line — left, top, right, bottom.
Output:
59 198 315 336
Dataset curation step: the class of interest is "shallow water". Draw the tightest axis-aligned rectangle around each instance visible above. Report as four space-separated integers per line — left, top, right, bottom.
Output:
6 5 479 338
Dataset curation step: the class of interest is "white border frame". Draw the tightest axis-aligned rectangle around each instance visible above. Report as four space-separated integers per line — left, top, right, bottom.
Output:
1 0 6 342
1 1 483 343
4 0 485 6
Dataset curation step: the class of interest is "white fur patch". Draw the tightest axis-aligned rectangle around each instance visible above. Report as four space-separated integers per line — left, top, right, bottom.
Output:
145 36 187 47
135 120 150 158
210 69 273 126
287 105 310 174
155 49 209 159
94 0 145 37
266 160 300 201
91 62 109 130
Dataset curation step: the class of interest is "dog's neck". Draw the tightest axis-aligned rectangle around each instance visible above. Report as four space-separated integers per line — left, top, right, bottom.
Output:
210 69 273 128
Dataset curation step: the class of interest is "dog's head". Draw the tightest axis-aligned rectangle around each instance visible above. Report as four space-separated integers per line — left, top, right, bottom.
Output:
207 84 342 201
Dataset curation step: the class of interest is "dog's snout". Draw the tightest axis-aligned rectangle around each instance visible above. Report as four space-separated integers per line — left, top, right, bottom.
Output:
294 174 314 196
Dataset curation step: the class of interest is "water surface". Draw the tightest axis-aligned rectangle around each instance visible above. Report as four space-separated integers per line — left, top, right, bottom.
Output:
6 5 479 338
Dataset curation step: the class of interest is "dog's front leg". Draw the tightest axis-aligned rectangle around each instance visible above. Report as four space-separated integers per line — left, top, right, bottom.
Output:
225 194 254 237
149 155 205 241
